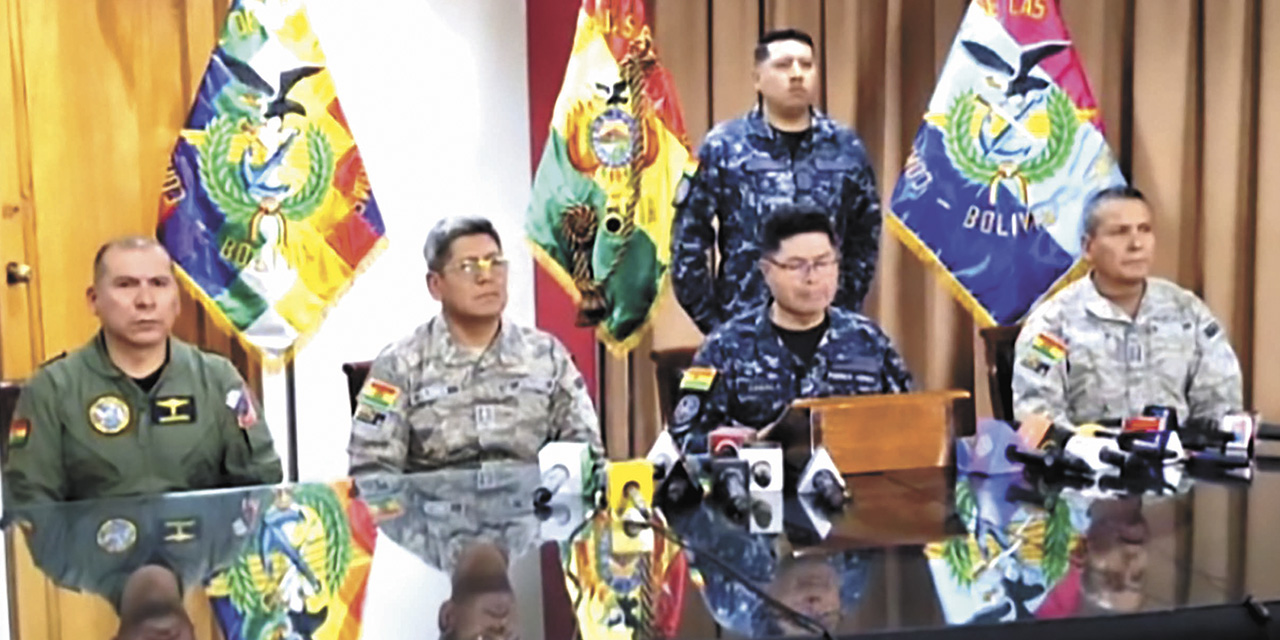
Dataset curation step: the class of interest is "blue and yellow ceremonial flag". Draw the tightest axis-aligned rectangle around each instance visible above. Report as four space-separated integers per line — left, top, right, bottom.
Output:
888 0 1125 327
526 0 695 354
207 479 376 640
157 0 386 365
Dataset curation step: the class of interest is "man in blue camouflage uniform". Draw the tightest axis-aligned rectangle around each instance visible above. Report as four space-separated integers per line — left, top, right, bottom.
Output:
671 205 911 452
672 28 881 335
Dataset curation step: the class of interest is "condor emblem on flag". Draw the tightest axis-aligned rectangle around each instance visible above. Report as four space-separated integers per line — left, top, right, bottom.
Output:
888 0 1125 327
157 0 386 365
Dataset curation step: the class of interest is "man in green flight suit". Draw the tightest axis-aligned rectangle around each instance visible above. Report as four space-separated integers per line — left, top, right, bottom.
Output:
2 236 283 506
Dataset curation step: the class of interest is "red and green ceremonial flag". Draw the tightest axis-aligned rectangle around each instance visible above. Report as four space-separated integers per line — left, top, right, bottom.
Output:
157 0 386 365
888 0 1125 327
526 0 695 354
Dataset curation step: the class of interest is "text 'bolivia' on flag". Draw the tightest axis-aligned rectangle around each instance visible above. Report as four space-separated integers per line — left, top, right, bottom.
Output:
526 0 696 355
157 0 387 366
888 0 1125 327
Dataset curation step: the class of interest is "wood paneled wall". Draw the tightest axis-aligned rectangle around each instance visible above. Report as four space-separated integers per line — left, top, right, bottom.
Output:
0 0 259 392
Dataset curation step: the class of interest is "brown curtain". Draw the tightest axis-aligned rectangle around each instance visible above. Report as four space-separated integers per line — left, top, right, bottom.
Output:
615 0 1280 461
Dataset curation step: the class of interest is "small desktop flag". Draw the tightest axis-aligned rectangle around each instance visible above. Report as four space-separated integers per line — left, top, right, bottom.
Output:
526 0 695 354
157 0 386 365
888 0 1125 327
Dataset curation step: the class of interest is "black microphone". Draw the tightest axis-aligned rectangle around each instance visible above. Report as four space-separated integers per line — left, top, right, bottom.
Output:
1187 448 1251 469
810 470 847 511
712 458 751 518
533 464 570 506
1006 444 1093 478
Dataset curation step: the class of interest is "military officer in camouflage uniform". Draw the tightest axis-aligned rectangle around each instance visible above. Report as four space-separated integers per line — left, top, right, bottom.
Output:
347 217 601 474
671 206 911 452
672 28 882 335
3 237 282 506
1013 187 1243 428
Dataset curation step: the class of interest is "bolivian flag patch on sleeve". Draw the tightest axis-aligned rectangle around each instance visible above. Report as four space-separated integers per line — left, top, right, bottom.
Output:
1031 332 1067 363
358 378 402 411
8 418 29 448
679 367 717 392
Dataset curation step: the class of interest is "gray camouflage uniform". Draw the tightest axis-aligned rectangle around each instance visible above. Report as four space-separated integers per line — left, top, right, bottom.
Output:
347 317 601 474
671 305 912 452
354 462 539 574
672 108 882 334
1012 276 1243 427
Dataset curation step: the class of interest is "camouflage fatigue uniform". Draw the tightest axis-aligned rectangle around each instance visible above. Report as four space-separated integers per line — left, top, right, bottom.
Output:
1013 276 1243 427
11 485 266 609
671 306 912 452
3 335 282 506
672 108 882 334
347 317 601 475
354 462 539 574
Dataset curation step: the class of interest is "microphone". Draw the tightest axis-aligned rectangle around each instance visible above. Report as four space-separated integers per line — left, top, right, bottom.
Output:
1186 448 1251 469
533 464 569 506
711 458 751 519
646 430 682 479
606 459 655 519
709 426 755 458
656 457 704 510
1005 444 1094 479
740 444 784 493
750 491 785 534
534 442 593 505
798 447 848 511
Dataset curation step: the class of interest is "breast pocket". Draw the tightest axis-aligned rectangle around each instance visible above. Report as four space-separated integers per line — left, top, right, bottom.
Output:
732 377 786 426
744 156 792 198
826 356 883 394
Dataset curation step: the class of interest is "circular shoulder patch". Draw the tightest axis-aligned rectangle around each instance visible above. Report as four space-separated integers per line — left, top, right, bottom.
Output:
673 395 701 425
88 395 131 435
96 518 137 554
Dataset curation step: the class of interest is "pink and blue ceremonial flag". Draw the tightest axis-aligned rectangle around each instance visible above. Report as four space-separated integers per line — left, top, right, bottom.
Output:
888 0 1125 327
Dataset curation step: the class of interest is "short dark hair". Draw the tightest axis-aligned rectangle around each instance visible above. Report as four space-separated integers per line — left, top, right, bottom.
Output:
93 236 173 284
423 216 503 273
754 28 815 65
1083 186 1146 237
760 204 838 257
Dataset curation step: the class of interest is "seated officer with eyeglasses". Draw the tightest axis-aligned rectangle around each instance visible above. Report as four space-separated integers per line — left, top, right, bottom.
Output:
670 204 912 452
347 216 601 474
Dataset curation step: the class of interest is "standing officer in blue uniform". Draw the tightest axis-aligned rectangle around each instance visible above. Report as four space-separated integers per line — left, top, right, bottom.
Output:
672 28 882 335
671 205 911 452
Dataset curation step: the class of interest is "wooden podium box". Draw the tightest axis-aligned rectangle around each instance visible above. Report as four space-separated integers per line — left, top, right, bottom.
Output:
794 390 971 475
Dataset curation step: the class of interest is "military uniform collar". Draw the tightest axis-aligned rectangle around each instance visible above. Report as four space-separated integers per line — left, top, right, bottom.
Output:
753 303 835 355
84 332 188 380
1081 273 1147 324
427 316 521 367
746 105 833 142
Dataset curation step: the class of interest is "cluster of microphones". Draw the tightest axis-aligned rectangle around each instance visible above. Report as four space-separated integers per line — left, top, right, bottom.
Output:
1005 405 1275 493
531 424 852 540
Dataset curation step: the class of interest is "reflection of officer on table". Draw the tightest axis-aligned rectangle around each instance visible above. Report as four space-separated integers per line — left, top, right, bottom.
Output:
3 237 283 506
347 217 602 475
672 206 913 452
1013 187 1243 429
10 488 263 634
672 28 882 335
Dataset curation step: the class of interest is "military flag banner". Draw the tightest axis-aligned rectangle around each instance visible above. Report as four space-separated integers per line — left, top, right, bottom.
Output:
526 0 695 354
157 0 386 365
888 0 1125 327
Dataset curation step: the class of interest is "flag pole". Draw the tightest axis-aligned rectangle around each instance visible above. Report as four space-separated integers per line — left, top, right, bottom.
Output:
285 358 300 481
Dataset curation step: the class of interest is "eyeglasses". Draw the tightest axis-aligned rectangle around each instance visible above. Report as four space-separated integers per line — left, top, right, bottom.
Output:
444 256 509 279
764 255 839 278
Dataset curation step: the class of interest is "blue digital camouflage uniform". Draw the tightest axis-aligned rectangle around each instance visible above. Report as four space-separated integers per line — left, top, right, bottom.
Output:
672 107 882 335
670 305 912 452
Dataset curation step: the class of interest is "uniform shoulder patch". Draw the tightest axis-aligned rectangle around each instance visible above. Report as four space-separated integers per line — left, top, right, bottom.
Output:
358 378 402 410
679 367 717 392
1030 332 1067 362
7 418 30 449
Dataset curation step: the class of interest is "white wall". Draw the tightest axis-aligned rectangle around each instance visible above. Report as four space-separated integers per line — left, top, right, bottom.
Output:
262 0 535 481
